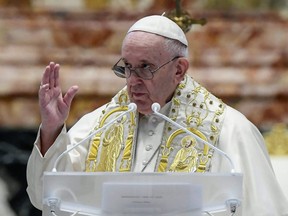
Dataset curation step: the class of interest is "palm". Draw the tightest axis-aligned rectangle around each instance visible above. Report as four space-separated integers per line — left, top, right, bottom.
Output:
40 86 68 125
39 62 78 129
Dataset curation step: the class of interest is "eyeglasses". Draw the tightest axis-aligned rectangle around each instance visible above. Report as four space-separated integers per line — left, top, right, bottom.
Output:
112 56 180 80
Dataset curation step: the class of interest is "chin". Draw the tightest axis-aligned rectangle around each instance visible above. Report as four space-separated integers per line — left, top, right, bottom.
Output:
135 103 152 115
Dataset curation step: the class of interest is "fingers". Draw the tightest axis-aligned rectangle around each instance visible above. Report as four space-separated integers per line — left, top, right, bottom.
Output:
41 62 60 88
39 83 49 92
40 62 78 109
54 64 60 87
49 62 60 88
41 65 51 86
63 85 79 107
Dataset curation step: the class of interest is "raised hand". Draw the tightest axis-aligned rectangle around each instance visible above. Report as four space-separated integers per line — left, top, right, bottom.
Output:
39 62 78 155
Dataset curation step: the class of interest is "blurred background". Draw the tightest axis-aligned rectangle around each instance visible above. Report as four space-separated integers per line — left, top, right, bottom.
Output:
0 0 287 215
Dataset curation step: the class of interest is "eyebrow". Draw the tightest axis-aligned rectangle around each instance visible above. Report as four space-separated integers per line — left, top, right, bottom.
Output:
121 58 156 68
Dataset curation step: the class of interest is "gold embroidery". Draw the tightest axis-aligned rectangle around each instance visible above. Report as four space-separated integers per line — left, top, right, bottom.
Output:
119 114 136 172
86 135 100 171
197 152 212 172
85 91 137 172
85 106 128 172
86 75 226 173
96 118 125 171
158 145 174 172
158 126 209 172
169 136 198 172
157 75 226 173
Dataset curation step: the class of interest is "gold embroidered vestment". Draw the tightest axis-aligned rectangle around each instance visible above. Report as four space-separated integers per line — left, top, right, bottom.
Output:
85 75 226 173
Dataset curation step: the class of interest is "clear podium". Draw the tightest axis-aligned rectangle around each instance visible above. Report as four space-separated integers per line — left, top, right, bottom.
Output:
42 172 242 216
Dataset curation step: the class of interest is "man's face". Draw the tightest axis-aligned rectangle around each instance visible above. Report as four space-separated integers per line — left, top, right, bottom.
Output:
121 32 180 115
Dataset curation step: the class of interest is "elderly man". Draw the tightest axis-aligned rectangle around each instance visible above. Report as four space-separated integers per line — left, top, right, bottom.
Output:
27 15 288 215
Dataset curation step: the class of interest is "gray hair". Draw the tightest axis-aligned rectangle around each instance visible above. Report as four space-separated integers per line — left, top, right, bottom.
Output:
163 37 189 58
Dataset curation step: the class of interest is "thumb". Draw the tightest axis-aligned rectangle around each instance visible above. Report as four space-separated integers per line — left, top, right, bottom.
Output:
63 85 79 107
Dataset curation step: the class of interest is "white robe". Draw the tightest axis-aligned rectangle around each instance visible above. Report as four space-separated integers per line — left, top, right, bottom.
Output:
26 103 288 216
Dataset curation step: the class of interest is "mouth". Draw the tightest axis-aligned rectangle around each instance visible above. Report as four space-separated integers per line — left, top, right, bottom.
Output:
132 92 146 100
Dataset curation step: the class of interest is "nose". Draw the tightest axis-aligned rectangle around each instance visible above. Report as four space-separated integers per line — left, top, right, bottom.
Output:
127 71 143 85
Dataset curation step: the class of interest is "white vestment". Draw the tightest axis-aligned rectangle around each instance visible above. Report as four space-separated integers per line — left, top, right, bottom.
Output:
26 75 288 216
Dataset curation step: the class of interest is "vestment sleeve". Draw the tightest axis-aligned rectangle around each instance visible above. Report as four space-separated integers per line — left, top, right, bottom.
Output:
26 106 105 210
211 106 288 215
26 125 70 210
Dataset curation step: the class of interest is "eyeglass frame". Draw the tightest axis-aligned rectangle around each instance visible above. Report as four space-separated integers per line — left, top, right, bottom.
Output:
112 56 181 80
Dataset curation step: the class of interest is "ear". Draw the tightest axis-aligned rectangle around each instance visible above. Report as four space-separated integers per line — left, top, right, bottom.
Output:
174 57 189 83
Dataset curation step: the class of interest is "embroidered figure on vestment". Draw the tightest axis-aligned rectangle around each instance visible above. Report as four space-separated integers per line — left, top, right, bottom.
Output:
85 75 226 173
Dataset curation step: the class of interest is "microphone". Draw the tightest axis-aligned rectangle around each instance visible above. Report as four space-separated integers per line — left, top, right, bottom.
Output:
52 103 137 172
151 103 236 173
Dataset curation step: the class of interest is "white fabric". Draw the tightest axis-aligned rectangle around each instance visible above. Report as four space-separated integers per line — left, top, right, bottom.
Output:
271 156 288 200
26 102 288 215
134 102 171 172
127 15 188 46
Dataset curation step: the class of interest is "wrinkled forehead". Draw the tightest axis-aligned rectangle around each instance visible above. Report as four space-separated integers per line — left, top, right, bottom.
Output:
122 31 169 59
124 31 164 46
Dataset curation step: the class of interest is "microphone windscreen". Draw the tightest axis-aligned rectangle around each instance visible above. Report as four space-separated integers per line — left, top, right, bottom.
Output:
128 103 137 111
151 103 161 112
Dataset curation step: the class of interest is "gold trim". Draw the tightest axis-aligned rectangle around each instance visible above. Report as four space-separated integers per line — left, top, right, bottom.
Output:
157 127 210 172
85 105 132 172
